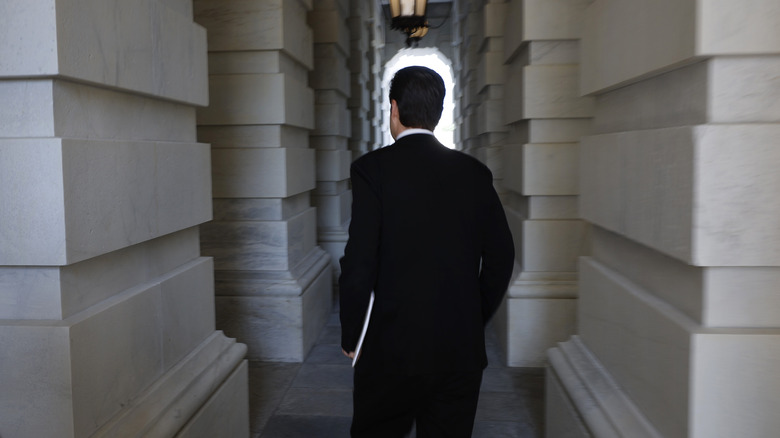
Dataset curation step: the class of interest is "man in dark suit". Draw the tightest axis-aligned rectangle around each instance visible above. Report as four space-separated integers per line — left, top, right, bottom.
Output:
339 66 515 438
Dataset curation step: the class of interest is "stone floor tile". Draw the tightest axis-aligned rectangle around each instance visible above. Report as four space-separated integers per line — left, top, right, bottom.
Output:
472 420 542 438
248 362 301 434
259 414 352 438
276 387 354 417
291 363 353 390
315 324 342 345
306 344 351 365
475 391 530 422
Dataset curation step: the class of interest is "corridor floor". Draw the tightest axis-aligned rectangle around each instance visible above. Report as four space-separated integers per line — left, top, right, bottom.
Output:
248 311 545 438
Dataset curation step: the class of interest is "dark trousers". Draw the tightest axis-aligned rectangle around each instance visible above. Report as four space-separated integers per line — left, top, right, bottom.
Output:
351 368 483 438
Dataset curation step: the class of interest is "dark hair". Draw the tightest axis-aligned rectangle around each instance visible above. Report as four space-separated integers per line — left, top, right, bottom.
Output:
389 66 445 131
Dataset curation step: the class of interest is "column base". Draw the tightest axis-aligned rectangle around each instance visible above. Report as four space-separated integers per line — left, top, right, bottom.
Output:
215 247 333 361
546 336 661 438
493 271 578 366
96 332 248 437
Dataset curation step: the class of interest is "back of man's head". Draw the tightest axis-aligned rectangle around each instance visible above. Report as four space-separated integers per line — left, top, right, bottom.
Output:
389 66 445 131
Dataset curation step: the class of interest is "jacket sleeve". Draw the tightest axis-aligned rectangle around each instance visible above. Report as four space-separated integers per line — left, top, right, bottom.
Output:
339 157 382 352
478 171 515 324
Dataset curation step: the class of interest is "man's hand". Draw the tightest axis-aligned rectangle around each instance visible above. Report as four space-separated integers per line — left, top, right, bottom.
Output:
342 348 356 359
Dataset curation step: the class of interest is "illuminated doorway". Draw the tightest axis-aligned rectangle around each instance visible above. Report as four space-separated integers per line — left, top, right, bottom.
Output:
382 48 456 149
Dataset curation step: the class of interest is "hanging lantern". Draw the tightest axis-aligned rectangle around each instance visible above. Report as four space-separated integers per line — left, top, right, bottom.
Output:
389 0 429 46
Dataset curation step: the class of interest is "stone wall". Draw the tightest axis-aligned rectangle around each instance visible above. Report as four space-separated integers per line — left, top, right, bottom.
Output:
195 0 332 362
310 0 354 296
547 1 780 437
0 1 248 436
495 0 592 367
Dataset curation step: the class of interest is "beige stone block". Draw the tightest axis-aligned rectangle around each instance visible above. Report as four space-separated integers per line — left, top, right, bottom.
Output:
69 283 166 437
580 256 780 438
478 98 507 134
52 81 197 142
698 0 780 55
313 190 351 229
580 128 695 264
523 65 594 119
176 361 250 438
0 0 59 76
160 258 217 368
0 80 56 138
579 257 694 438
207 51 281 75
484 2 508 38
316 150 351 182
93 332 247 437
523 143 579 195
0 139 211 266
528 118 592 143
528 196 579 219
194 0 313 68
198 74 314 128
500 297 577 367
590 226 705 325
311 135 348 151
55 0 208 105
710 56 780 124
694 124 780 266
507 271 578 299
311 45 351 96
582 125 780 266
0 325 73 438
523 220 589 272
545 366 592 438
526 41 580 66
211 147 315 198
199 125 309 149
215 257 331 361
0 228 201 320
313 102 352 137
547 337 664 438
503 143 524 194
160 0 193 18
593 60 708 133
703 268 780 328
201 208 318 272
690 332 780 438
526 0 587 41
309 9 350 54
581 0 694 94
0 139 66 265
478 51 506 91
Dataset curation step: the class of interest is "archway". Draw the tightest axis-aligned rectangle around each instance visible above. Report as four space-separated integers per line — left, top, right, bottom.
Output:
382 48 456 149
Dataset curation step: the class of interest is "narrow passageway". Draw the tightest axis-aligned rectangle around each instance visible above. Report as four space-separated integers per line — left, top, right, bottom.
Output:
248 309 545 437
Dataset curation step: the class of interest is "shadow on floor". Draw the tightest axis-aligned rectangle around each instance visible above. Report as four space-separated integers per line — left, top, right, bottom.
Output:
248 311 545 438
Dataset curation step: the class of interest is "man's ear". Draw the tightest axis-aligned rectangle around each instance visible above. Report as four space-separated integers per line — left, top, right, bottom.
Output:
390 99 398 119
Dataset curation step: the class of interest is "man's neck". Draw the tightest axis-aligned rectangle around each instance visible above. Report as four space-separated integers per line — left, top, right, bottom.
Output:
395 128 435 140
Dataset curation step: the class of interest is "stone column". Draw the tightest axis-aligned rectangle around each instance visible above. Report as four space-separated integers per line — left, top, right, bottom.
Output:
195 0 332 362
369 2 387 150
496 0 592 366
309 0 353 296
456 0 484 156
348 0 374 158
548 1 780 437
0 1 248 437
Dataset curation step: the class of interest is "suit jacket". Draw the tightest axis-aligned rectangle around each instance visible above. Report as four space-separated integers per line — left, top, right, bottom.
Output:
339 134 515 376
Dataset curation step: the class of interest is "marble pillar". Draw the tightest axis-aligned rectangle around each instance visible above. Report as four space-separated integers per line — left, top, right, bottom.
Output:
495 0 592 367
195 0 332 362
0 1 248 437
348 0 376 157
548 1 780 437
309 0 353 296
